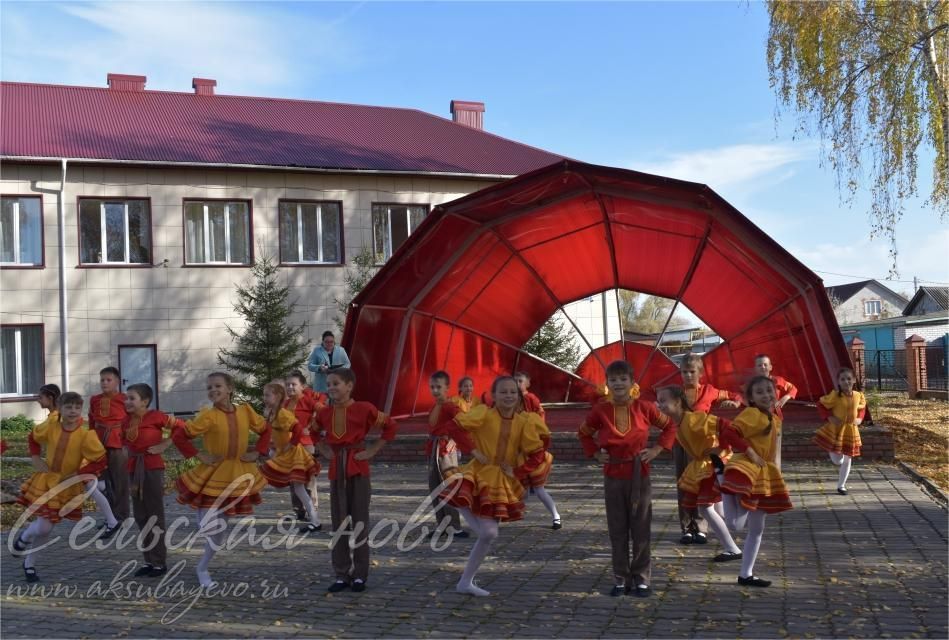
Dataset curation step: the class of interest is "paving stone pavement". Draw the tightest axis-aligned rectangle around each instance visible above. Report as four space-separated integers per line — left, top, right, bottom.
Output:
1 461 946 639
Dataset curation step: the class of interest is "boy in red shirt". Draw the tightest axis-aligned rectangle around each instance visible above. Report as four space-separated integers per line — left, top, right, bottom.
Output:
579 360 676 597
122 383 187 577
315 368 397 593
90 366 129 522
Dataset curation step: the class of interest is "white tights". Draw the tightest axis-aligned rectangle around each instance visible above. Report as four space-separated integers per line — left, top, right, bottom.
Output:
722 492 750 533
527 486 561 521
292 482 318 524
86 480 118 528
21 517 54 570
196 508 228 587
739 511 767 579
829 453 853 489
456 508 499 596
700 503 740 554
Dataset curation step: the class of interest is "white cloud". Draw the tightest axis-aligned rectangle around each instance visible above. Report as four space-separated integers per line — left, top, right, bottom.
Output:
789 227 949 291
1 1 357 96
630 142 817 195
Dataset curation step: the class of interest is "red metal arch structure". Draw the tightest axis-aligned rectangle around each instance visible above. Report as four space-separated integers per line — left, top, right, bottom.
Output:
342 160 848 417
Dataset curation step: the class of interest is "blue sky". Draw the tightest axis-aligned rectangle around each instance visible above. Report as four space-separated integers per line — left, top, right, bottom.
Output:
3 0 947 300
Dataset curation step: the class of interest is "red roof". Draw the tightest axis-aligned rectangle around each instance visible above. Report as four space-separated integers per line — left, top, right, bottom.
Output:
342 160 850 416
0 81 563 175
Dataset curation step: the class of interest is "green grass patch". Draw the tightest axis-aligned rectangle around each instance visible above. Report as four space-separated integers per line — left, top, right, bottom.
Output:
1 414 35 435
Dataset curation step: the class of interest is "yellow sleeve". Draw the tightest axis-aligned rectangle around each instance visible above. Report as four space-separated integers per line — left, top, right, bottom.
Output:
519 413 546 452
819 391 838 410
32 417 53 444
184 407 218 437
731 408 763 439
81 428 107 463
243 404 268 434
455 403 490 431
856 392 867 411
530 412 551 439
277 408 297 430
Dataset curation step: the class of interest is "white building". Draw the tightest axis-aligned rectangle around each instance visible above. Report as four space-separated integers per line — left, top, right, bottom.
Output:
0 74 562 418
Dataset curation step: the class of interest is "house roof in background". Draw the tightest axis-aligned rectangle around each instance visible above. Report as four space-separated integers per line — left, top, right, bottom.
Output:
903 286 949 315
824 279 908 305
0 80 564 176
839 309 949 329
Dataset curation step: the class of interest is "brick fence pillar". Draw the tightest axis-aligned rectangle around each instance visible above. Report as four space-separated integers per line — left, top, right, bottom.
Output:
848 337 866 387
905 334 927 398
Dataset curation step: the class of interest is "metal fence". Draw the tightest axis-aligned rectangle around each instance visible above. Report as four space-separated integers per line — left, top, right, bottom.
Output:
859 349 908 392
923 345 948 391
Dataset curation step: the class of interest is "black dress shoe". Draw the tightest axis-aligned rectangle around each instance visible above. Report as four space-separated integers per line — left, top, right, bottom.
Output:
11 533 29 558
551 518 563 530
609 585 624 597
351 579 366 593
23 564 39 583
709 454 725 474
149 566 168 578
299 523 322 534
837 487 848 495
99 523 121 540
633 584 651 597
327 580 348 593
679 533 694 545
713 551 742 562
452 530 471 539
694 532 708 544
134 564 154 577
737 575 771 587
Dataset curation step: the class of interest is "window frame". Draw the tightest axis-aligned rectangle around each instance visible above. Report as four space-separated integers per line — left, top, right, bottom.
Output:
370 202 430 265
277 199 345 267
181 198 254 267
76 196 153 268
0 194 45 270
864 299 882 317
0 323 45 401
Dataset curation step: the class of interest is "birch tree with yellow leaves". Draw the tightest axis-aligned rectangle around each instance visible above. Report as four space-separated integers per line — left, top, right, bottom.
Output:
767 1 948 273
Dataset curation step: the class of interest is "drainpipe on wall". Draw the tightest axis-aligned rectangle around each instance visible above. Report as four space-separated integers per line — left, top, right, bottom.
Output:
58 159 69 391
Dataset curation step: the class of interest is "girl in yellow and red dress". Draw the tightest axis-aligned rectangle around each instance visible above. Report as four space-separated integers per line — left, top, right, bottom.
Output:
676 354 742 545
450 376 483 413
172 372 271 587
657 386 744 563
27 384 120 535
13 391 108 582
813 368 866 495
720 376 793 588
30 383 120 537
284 371 326 527
513 371 561 529
260 381 321 532
441 376 548 596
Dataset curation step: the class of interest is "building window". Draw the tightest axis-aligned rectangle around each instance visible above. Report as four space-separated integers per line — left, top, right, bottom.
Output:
371 204 428 264
278 201 342 264
0 325 43 398
79 199 151 264
0 196 43 266
184 201 251 265
864 300 882 317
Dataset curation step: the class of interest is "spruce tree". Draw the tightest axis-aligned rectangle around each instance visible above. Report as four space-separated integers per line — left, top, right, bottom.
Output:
217 256 310 409
333 247 379 333
523 315 582 371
